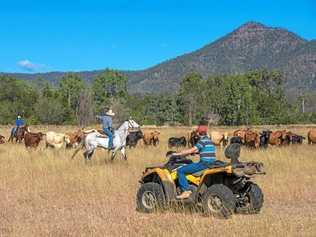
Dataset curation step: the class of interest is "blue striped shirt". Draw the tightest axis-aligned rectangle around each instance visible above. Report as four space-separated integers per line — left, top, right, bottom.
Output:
195 136 216 163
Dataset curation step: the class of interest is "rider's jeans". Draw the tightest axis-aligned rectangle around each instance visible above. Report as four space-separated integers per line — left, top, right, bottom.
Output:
103 127 113 148
177 161 213 191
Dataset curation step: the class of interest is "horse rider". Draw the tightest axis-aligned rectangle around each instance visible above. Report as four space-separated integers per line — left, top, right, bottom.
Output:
173 120 216 199
96 109 115 149
12 115 25 136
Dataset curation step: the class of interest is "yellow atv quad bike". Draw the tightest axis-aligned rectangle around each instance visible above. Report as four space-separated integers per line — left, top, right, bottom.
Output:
136 143 265 218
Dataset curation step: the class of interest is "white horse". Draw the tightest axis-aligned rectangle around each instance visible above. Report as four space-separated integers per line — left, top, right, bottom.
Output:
73 119 140 161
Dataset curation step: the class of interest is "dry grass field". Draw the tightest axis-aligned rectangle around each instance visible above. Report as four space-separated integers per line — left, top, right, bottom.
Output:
0 125 316 236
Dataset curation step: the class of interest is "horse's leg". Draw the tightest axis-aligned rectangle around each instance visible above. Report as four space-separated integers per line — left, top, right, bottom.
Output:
84 146 94 161
88 150 94 160
110 150 116 161
120 147 127 160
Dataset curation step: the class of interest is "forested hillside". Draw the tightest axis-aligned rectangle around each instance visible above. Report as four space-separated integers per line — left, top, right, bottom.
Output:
1 70 315 126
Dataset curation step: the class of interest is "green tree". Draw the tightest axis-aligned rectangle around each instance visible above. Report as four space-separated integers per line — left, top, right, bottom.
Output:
59 73 85 109
0 76 38 124
178 72 206 125
92 69 128 113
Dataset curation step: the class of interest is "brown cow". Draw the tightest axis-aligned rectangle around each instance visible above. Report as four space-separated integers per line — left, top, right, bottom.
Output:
0 135 5 144
308 129 316 144
24 132 45 148
244 130 260 148
66 129 85 148
233 128 250 144
143 130 160 146
233 128 259 148
268 130 287 146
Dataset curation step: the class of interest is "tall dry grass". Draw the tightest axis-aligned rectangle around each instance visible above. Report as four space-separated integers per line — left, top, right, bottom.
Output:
0 126 316 236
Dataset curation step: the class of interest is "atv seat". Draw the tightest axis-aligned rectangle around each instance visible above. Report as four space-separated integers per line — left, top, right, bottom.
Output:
191 170 205 177
191 161 228 177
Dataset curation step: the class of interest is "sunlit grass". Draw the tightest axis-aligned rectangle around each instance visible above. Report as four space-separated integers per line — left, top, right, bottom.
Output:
0 125 315 236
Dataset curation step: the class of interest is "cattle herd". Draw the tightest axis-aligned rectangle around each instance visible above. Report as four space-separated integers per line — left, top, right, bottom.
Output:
168 128 316 149
0 125 316 152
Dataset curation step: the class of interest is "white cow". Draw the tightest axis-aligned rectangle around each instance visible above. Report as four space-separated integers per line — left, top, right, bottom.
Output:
45 131 70 149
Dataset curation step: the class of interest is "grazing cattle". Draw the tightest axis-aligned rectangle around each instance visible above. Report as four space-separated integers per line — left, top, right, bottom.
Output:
188 130 200 147
209 131 228 147
259 130 272 148
168 136 187 148
233 128 249 144
290 134 305 144
0 135 5 144
126 130 143 148
66 130 85 148
234 128 259 148
244 130 260 148
230 136 242 144
307 129 316 144
143 130 160 146
267 130 287 146
8 125 30 143
45 131 70 149
24 132 45 148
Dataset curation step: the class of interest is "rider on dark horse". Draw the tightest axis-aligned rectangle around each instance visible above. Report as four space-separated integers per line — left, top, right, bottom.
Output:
96 109 115 149
12 115 25 136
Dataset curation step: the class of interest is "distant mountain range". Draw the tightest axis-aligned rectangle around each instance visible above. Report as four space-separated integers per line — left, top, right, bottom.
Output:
2 22 316 97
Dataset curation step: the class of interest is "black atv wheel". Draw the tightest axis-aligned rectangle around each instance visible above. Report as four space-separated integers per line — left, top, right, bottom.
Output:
236 182 264 214
136 182 166 213
201 184 235 218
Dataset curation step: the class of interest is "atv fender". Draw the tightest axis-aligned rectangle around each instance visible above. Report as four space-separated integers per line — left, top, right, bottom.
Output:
141 168 177 203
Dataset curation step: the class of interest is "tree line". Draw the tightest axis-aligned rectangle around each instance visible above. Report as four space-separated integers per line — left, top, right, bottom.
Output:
0 69 315 126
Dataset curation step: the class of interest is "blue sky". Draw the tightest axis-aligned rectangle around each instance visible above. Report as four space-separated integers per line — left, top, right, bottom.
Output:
1 0 315 73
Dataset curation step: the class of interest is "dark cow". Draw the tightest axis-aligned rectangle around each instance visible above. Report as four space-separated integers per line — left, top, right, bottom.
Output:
0 135 5 144
230 136 243 145
168 136 187 148
24 132 45 148
259 130 272 149
126 130 143 148
188 130 200 147
291 134 305 144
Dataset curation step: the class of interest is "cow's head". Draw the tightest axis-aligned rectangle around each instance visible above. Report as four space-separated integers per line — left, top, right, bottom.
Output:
64 134 71 144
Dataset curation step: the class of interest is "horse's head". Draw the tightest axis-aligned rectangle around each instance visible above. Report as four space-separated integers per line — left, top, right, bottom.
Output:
23 125 31 133
127 119 140 131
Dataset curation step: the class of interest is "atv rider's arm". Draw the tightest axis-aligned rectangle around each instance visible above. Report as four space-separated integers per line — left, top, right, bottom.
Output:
173 146 198 157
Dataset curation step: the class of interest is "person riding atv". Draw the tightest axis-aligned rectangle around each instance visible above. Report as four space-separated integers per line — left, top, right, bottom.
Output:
136 134 265 218
173 123 215 199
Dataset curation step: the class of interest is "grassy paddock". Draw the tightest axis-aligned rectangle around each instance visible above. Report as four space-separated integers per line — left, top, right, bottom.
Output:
0 126 316 236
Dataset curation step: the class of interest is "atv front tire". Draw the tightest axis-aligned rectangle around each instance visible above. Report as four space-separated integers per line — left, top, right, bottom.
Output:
236 182 264 214
201 184 235 218
136 182 166 213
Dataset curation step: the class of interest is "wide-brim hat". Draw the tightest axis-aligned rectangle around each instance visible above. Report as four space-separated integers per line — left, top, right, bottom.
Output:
106 109 115 116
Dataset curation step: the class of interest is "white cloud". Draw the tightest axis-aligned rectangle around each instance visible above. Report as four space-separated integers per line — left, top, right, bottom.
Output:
17 59 45 72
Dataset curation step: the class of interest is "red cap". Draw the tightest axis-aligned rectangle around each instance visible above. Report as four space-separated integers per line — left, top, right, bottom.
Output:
197 125 208 135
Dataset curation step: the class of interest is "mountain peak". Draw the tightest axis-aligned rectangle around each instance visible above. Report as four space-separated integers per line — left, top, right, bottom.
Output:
234 21 268 34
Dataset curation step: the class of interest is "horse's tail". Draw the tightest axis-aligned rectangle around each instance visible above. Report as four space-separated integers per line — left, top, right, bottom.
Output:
71 147 81 159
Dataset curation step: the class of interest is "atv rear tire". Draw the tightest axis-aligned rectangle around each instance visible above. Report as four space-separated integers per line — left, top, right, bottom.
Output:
236 183 264 214
136 182 166 213
201 184 235 218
